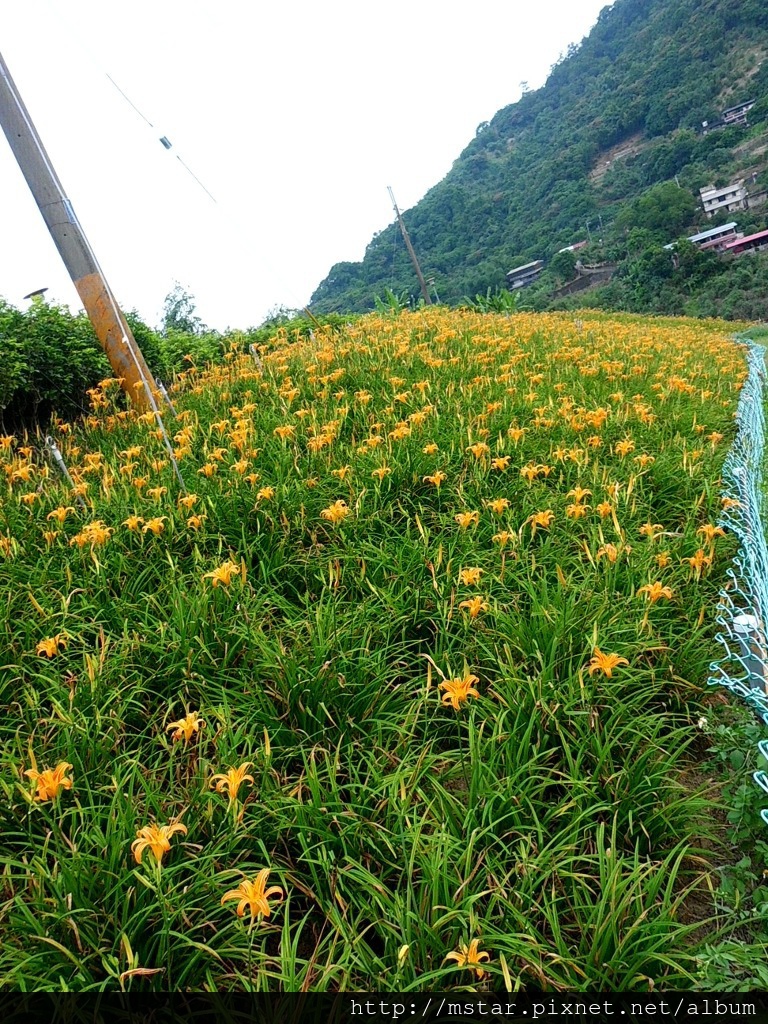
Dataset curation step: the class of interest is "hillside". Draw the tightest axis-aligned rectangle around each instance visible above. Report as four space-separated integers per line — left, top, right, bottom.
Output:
309 0 768 315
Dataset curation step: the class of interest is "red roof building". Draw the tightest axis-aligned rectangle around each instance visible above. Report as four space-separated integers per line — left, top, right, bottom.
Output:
724 229 768 255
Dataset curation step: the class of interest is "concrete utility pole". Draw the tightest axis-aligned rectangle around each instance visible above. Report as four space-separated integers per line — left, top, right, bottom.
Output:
387 186 432 305
0 50 156 409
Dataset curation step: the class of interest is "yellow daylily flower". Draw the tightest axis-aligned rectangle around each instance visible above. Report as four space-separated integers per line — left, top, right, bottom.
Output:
639 522 664 540
204 561 242 588
615 438 636 457
492 530 514 549
439 671 480 711
36 633 68 658
273 425 296 440
587 647 629 678
46 506 75 523
444 938 491 979
684 548 713 579
210 762 255 803
143 516 168 536
131 821 187 864
485 497 510 514
221 868 285 919
423 470 447 489
697 523 726 544
637 581 674 603
459 596 489 619
466 442 490 459
166 712 204 743
455 510 480 529
527 509 554 536
320 500 351 524
69 521 113 548
566 502 590 519
25 761 73 801
567 486 592 502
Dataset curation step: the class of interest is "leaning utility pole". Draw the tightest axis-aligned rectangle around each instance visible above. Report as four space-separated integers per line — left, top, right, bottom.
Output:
387 186 432 305
0 50 156 409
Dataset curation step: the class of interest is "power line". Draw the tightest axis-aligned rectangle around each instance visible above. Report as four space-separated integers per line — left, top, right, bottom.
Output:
24 3 312 319
39 0 217 204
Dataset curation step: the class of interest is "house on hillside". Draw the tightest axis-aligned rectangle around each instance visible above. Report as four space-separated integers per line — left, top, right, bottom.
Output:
506 260 544 290
664 222 740 252
724 229 768 256
721 100 755 126
687 222 741 250
557 240 589 254
701 99 755 134
699 182 748 218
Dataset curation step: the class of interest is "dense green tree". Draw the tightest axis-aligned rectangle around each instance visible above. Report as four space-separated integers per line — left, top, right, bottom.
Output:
162 283 207 336
614 182 698 239
549 250 578 282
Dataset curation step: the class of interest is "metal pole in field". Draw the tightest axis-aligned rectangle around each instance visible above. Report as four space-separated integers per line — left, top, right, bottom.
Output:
0 49 156 411
387 186 432 305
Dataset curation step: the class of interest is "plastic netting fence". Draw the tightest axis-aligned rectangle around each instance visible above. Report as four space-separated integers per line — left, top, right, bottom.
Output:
707 335 768 824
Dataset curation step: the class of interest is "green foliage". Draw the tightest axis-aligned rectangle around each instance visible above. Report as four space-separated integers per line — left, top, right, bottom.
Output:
462 286 525 313
373 287 411 315
0 299 231 433
0 299 111 428
552 249 768 321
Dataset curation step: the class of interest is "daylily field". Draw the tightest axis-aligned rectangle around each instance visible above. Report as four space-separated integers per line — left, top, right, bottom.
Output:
0 308 762 990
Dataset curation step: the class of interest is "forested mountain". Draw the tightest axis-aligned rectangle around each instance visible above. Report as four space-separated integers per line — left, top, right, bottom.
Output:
309 0 768 316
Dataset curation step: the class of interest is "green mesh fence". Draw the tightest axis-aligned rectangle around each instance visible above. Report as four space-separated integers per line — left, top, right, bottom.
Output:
707 336 768 824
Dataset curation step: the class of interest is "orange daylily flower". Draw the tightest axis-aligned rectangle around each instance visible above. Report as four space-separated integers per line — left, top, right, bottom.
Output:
221 868 285 919
210 762 255 803
439 671 480 711
455 510 480 529
131 821 187 864
320 500 351 524
587 647 629 678
204 561 243 587
637 581 674 603
527 509 554 535
36 634 68 658
459 596 489 619
166 712 204 743
444 938 491 979
485 497 510 514
423 470 447 489
25 761 73 801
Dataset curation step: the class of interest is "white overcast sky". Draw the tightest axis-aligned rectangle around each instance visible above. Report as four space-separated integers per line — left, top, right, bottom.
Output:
0 1 610 331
